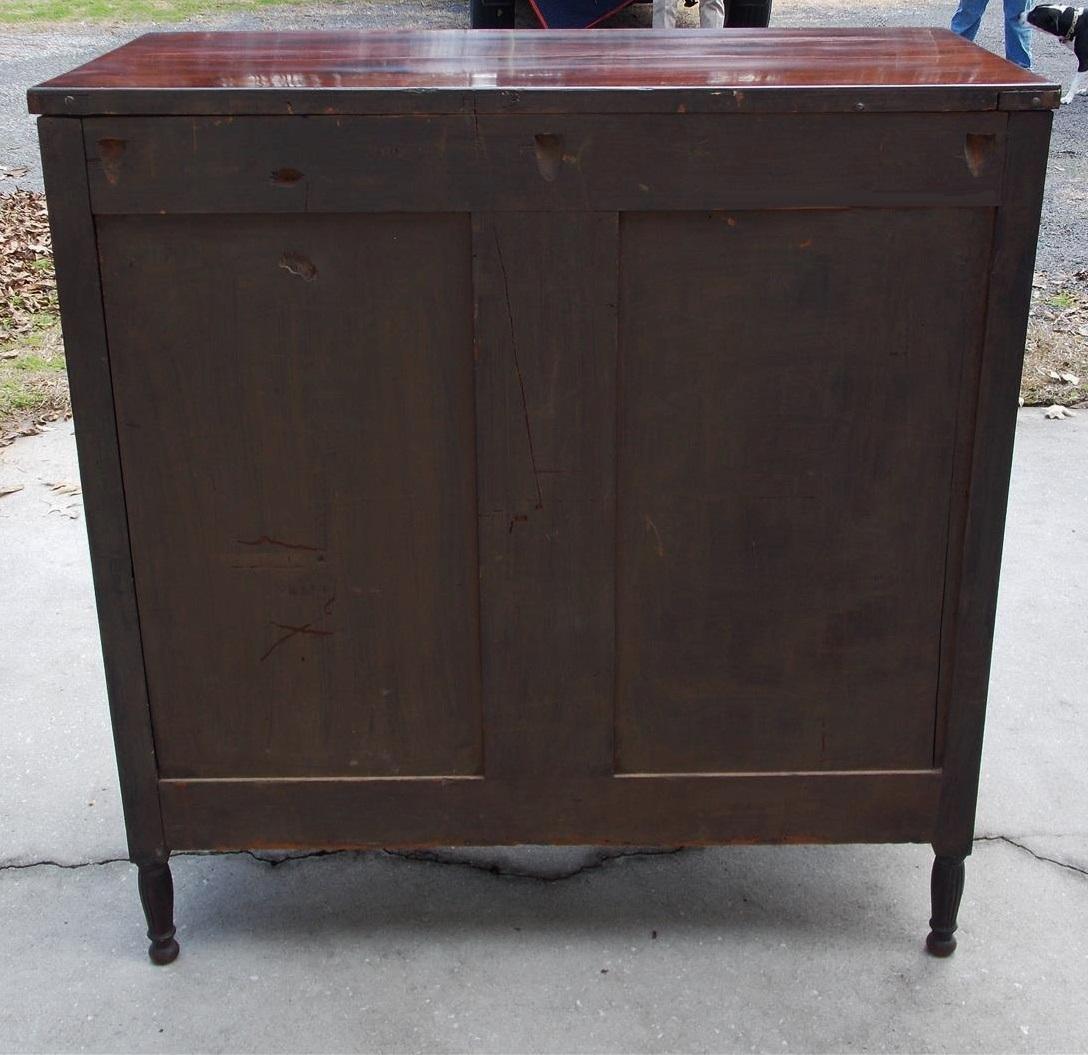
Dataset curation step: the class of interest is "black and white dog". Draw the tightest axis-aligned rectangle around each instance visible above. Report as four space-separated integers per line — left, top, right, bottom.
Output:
1022 4 1088 103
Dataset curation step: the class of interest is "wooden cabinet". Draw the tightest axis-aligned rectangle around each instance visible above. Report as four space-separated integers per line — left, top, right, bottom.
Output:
31 28 1056 963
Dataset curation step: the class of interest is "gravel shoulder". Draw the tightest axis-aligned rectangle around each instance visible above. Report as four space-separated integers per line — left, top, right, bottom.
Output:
0 0 1086 275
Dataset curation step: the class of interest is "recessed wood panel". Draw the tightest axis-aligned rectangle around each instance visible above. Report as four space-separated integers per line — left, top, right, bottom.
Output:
158 770 942 850
80 112 1006 215
473 212 618 778
616 208 993 774
98 213 481 779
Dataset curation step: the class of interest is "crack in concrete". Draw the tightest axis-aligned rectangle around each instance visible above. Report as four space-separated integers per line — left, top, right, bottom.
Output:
0 849 334 873
0 856 129 871
4 840 1084 881
973 834 1088 879
0 846 688 880
383 846 688 882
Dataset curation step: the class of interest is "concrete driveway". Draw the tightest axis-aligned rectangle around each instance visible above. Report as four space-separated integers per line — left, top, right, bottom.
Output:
1 411 1086 1053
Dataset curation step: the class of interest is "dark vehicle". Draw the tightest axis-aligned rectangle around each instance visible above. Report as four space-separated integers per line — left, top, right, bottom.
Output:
471 0 773 28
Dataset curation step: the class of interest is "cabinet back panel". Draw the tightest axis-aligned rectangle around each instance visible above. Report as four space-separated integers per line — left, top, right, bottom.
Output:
98 213 482 778
80 113 1007 215
615 207 993 773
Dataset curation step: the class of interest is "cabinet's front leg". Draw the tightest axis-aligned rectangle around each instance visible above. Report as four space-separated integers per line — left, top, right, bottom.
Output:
137 859 179 965
926 853 966 957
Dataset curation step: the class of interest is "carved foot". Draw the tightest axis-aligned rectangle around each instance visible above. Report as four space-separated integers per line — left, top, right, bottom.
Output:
138 860 179 965
926 854 965 957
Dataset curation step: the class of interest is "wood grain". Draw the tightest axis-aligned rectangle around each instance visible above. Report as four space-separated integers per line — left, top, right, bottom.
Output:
37 117 167 862
29 29 1055 119
159 770 942 849
934 110 1053 857
80 113 1008 215
35 35 1053 906
615 207 993 774
473 212 617 778
96 212 483 779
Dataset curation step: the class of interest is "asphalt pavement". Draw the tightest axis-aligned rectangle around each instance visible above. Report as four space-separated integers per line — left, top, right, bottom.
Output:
1 0 1086 273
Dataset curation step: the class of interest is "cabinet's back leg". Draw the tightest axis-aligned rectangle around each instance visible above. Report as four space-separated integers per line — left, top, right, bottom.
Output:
137 859 179 965
926 854 966 957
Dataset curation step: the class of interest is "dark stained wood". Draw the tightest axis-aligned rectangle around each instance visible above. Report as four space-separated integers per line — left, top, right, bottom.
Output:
138 860 179 965
29 29 1056 118
926 853 966 956
34 31 1053 958
473 213 617 778
95 213 483 779
37 117 167 864
934 110 1053 858
615 207 993 775
931 243 993 768
159 771 942 849
82 116 481 215
81 113 1008 216
998 88 1061 110
31 85 1061 119
473 114 1007 211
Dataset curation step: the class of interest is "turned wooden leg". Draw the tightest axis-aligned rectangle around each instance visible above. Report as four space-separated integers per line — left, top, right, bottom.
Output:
926 854 965 957
137 859 179 965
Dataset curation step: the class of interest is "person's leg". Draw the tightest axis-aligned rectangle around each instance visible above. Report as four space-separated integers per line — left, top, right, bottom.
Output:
1003 0 1032 66
950 0 989 40
699 0 726 27
653 0 678 27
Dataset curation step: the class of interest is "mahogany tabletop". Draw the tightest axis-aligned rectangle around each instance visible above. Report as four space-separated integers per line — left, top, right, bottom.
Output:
28 28 1059 115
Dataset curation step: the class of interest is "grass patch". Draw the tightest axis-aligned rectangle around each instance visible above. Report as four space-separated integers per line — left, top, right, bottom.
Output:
0 324 69 444
1 190 69 442
1022 273 1088 408
0 0 348 23
11 350 66 372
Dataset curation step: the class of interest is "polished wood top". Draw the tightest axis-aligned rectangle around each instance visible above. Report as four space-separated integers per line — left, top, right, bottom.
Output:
29 29 1059 115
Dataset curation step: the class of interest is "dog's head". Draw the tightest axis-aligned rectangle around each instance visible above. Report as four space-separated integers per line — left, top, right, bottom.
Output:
1022 3 1070 34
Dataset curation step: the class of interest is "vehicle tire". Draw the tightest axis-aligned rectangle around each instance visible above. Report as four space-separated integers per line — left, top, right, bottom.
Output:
725 0 772 25
470 0 516 27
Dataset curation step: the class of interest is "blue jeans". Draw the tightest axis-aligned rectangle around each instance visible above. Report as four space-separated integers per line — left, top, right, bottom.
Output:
951 0 1032 68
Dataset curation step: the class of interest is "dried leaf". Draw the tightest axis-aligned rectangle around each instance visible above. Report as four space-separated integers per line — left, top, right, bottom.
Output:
47 481 81 496
1023 277 1088 407
0 166 29 180
1044 405 1076 419
1 190 56 348
1018 393 1025 406
0 484 24 498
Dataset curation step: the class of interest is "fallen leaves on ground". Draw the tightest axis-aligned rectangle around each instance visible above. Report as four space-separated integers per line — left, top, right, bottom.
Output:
0 324 68 446
1023 272 1088 408
43 500 81 520
1044 404 1076 420
46 480 81 496
0 190 68 441
0 415 64 449
1 189 56 346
